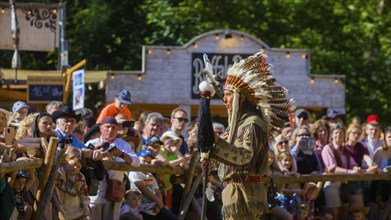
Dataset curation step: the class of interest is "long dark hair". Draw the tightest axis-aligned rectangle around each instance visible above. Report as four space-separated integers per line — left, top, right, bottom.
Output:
381 127 391 150
32 112 54 139
239 94 264 120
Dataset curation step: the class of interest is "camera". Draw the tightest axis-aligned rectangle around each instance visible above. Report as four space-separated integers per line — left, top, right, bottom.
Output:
102 142 110 151
102 142 117 153
59 136 73 145
299 136 315 151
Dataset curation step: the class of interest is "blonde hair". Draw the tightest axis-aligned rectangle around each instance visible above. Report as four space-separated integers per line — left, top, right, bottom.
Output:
65 147 82 163
345 123 362 142
272 134 290 159
277 152 296 172
306 182 318 192
15 113 38 140
290 125 311 146
361 122 380 140
268 149 280 172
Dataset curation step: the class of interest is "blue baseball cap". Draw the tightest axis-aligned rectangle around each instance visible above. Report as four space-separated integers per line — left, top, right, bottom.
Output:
146 135 163 146
137 149 154 159
12 101 30 113
116 89 132 104
16 170 29 179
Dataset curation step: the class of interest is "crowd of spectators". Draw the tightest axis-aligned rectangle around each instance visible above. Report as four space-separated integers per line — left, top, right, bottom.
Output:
0 89 390 220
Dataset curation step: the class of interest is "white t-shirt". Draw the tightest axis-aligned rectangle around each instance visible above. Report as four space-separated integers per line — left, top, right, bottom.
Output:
128 171 159 215
120 203 141 216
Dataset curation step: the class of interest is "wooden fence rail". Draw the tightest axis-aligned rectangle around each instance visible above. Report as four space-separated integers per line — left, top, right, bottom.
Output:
2 160 391 184
0 158 43 174
2 154 391 220
102 160 186 175
273 172 391 184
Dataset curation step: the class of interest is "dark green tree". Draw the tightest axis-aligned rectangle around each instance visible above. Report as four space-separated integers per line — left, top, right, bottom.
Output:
1 0 390 125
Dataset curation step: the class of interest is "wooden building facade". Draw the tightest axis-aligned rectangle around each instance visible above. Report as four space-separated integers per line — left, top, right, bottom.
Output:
107 29 346 120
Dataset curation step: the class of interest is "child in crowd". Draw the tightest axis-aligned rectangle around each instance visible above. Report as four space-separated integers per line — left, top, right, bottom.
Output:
290 182 323 219
56 147 90 219
278 152 300 178
276 152 302 212
293 203 310 220
268 149 293 220
120 190 143 220
12 167 36 220
268 149 285 192
128 149 177 220
156 131 189 208
346 206 369 220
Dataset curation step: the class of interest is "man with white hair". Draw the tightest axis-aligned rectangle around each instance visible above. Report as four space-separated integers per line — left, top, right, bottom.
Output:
87 116 140 220
141 112 163 146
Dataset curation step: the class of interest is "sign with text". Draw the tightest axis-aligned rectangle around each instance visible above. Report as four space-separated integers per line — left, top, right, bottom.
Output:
72 69 85 111
191 53 252 99
27 76 64 103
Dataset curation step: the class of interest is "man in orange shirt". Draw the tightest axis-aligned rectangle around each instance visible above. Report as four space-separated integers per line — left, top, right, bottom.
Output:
96 89 132 123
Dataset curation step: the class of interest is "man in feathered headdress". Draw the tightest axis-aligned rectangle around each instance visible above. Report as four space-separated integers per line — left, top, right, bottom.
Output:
209 52 293 219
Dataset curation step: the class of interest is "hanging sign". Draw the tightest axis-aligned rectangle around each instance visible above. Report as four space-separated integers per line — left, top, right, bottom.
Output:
27 76 64 103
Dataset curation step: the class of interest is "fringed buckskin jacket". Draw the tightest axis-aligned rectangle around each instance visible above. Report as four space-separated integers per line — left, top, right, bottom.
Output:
211 112 270 218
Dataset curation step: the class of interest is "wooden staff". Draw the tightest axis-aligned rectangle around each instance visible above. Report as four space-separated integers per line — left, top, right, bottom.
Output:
191 197 202 219
33 137 58 218
178 173 202 220
35 139 67 219
180 151 200 206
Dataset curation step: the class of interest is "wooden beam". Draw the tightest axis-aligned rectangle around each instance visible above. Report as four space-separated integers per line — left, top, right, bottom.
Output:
272 172 391 184
181 151 199 206
33 137 58 216
0 88 27 100
63 59 87 104
0 158 42 175
178 173 202 220
35 138 65 219
190 197 202 220
102 160 186 175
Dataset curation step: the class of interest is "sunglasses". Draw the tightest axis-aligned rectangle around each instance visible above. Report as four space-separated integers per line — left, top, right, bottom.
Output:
174 117 189 123
278 140 289 145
